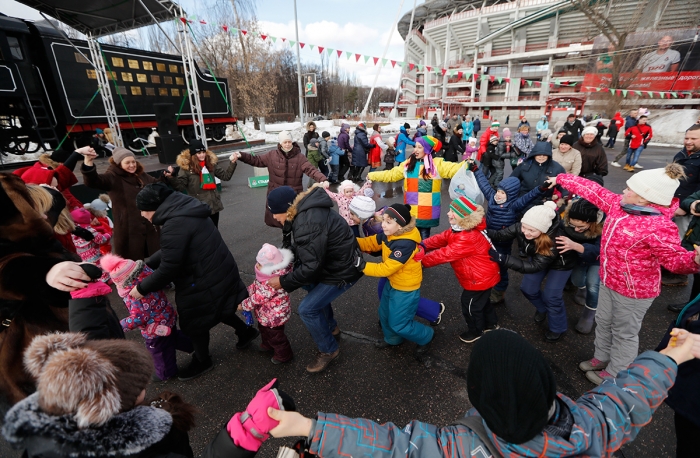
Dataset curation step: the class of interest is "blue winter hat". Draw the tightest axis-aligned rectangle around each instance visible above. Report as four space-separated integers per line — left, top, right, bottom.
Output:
95 128 104 134
267 186 297 214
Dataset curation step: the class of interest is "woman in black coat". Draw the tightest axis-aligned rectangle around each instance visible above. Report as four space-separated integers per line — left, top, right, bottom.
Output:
134 184 258 381
444 125 465 162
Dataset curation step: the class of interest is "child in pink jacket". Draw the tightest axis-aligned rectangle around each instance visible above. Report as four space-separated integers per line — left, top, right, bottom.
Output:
324 179 372 237
239 244 294 364
553 163 700 385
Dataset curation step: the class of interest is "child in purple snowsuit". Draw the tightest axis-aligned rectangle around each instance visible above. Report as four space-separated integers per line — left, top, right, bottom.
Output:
101 253 192 381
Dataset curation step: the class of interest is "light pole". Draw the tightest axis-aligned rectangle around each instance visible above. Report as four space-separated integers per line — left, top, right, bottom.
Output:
293 0 304 124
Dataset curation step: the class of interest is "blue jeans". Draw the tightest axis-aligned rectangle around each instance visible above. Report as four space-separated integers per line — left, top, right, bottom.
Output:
418 227 431 240
520 268 572 333
377 277 441 321
299 281 356 353
570 264 600 310
379 284 434 346
626 146 644 166
493 243 511 292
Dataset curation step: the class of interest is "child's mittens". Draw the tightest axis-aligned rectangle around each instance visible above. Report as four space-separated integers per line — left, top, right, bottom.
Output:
363 186 374 197
226 378 289 452
70 281 112 299
242 310 255 326
146 323 172 337
414 244 426 262
72 226 94 242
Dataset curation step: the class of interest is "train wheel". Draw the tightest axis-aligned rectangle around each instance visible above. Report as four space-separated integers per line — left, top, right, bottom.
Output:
181 126 195 144
211 125 226 143
11 137 37 155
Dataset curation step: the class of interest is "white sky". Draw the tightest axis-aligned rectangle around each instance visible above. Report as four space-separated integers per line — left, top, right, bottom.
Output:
3 0 416 88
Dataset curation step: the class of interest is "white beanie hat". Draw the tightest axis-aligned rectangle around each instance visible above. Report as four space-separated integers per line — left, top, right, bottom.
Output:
349 196 376 219
521 201 558 233
626 163 685 206
278 130 293 143
581 126 598 136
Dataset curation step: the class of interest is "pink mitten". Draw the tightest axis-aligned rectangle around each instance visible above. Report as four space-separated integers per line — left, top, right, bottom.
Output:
70 282 112 299
146 323 172 336
226 378 284 452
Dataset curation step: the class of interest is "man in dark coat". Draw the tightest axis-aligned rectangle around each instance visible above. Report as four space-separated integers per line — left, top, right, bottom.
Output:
473 116 481 137
134 183 258 380
562 114 585 139
350 123 371 181
266 185 363 373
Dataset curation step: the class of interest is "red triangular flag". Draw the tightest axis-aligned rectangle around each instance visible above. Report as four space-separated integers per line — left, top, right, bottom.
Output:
373 57 379 65
391 60 396 68
457 72 463 79
282 37 286 42
426 66 432 72
260 34 267 40
489 75 495 82
441 68 446 76
318 46 324 53
505 77 510 83
337 50 342 57
241 29 247 35
179 17 188 24
355 53 361 61
300 42 305 48
409 63 416 71
222 25 228 32
199 20 206 25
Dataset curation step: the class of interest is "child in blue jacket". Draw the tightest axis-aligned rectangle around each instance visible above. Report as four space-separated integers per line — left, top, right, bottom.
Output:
265 328 700 458
324 132 345 183
395 124 416 163
468 159 546 304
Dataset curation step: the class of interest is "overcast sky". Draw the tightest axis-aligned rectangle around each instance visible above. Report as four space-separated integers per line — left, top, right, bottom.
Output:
4 0 416 88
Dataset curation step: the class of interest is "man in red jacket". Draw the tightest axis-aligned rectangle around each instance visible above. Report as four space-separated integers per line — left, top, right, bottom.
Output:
623 115 653 172
478 121 500 161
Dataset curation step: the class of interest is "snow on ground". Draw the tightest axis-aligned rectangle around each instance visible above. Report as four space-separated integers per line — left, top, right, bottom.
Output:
645 109 699 146
0 149 46 165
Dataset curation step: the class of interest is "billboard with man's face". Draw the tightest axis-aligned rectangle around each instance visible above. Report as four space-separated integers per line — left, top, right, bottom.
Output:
582 29 700 92
304 73 317 97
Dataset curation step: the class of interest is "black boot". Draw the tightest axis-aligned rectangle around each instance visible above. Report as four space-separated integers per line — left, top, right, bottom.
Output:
178 355 214 381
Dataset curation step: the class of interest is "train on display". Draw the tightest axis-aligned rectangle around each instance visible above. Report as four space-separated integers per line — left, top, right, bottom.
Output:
0 13 237 157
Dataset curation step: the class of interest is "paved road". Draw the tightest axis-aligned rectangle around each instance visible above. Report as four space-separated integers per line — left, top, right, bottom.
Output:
1 142 687 457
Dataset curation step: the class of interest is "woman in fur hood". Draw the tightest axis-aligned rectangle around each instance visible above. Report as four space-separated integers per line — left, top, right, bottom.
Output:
421 196 501 343
163 139 238 228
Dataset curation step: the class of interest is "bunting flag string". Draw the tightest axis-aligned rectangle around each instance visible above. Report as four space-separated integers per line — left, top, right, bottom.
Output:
582 86 691 99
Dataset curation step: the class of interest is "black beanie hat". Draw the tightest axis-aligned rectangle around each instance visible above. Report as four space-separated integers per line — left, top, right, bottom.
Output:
136 183 174 211
404 122 411 129
559 134 576 147
267 186 297 214
467 329 556 444
384 203 411 226
321 131 330 138
568 198 599 223
189 139 207 155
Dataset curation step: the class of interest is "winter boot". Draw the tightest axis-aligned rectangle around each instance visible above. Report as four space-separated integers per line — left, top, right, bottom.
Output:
574 287 586 306
575 307 596 334
490 289 505 305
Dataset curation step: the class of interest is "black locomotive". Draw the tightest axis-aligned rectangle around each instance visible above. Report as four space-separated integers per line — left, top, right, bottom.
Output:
0 14 237 156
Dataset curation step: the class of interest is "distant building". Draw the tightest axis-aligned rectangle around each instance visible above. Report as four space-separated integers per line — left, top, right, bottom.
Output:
397 0 699 121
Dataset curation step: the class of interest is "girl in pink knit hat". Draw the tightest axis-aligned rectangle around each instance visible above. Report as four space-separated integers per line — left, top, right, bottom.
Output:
239 243 294 364
101 253 193 381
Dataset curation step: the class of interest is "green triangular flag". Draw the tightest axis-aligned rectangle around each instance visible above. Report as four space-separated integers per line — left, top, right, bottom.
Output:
346 51 352 59
672 92 678 98
309 44 315 50
289 40 296 47
635 91 642 96
231 28 238 34
382 58 388 66
595 87 601 92
622 90 628 97
271 36 277 43
448 70 455 77
554 79 560 86
648 91 654 98
417 64 423 71
327 48 334 56
364 55 370 63
497 77 503 84
399 61 405 68
527 80 533 86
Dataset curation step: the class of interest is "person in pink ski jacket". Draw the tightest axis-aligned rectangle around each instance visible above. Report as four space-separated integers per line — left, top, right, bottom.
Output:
551 163 700 385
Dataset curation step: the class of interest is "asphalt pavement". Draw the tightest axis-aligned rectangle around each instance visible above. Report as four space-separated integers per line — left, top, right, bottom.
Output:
0 141 687 457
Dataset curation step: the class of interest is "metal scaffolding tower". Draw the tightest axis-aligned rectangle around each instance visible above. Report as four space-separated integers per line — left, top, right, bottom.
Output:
177 7 207 148
87 36 124 147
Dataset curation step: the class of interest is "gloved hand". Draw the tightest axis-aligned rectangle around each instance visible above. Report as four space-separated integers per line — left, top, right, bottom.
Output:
145 323 172 336
227 379 295 452
489 248 507 265
466 160 478 172
414 244 426 262
355 255 367 273
79 263 103 280
72 226 94 242
538 181 553 192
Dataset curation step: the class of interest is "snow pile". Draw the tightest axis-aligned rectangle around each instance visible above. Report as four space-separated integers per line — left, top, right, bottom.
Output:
646 109 699 146
0 150 45 165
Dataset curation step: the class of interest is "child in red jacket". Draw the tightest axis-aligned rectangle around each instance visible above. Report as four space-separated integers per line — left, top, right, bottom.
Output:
422 196 501 343
623 114 653 171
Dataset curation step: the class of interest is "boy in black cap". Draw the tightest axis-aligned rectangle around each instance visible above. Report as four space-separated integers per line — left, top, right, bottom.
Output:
356 203 434 352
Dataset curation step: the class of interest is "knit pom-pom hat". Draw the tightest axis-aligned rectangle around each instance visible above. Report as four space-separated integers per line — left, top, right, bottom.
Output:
413 136 442 177
626 163 685 206
255 244 294 282
521 201 558 233
100 253 144 296
70 208 92 225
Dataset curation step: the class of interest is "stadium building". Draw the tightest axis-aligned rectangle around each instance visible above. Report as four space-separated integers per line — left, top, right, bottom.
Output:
396 0 700 121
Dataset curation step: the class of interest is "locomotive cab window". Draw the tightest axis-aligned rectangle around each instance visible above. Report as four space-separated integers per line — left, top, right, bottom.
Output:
7 37 23 61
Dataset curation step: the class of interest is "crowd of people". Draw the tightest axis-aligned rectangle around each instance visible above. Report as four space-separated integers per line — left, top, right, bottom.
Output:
1 110 700 457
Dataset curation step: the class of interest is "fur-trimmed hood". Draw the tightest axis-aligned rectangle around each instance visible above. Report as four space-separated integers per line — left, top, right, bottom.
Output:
175 150 218 171
456 206 486 231
257 248 294 275
2 393 173 457
390 218 418 239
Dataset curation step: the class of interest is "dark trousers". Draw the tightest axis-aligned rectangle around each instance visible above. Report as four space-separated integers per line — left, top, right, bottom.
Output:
189 310 252 362
418 227 431 240
338 155 350 181
209 212 219 228
605 135 617 148
520 268 572 333
688 273 700 302
259 324 293 362
460 289 497 334
350 165 366 181
675 412 700 457
493 243 511 292
613 137 630 162
145 329 193 380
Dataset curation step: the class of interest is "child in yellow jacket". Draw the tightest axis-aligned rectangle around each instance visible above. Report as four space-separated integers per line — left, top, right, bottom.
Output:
357 203 434 351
